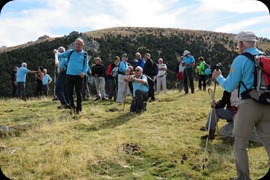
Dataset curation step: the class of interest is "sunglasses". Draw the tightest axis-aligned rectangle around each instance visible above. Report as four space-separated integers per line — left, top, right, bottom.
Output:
135 69 140 72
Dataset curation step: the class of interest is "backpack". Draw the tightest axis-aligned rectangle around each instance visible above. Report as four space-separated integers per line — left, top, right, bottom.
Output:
240 52 270 104
111 66 119 77
152 62 158 76
204 62 211 75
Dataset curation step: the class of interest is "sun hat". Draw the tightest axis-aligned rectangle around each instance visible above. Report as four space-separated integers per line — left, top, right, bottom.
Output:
183 50 190 56
58 46 65 52
234 31 258 42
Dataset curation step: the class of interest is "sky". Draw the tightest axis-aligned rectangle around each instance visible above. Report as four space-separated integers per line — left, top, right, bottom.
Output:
0 0 269 47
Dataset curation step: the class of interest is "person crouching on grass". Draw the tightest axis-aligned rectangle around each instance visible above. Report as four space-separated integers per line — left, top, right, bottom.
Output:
124 66 149 113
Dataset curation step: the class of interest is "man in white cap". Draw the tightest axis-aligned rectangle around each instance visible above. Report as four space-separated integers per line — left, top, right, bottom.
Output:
212 31 270 180
182 50 195 94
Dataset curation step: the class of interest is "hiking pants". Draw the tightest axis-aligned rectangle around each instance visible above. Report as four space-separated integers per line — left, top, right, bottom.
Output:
205 108 234 132
156 75 167 93
198 74 207 91
116 74 127 102
130 90 148 113
94 76 105 99
233 99 270 180
56 72 68 105
66 75 83 111
183 68 194 93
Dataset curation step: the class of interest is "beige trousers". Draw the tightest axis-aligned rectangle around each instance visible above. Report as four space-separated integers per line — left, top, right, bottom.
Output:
233 99 270 180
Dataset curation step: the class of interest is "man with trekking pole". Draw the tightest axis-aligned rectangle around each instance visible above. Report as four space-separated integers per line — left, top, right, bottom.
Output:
212 31 270 180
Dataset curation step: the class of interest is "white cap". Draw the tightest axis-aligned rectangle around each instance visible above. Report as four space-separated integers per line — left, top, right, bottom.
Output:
234 31 258 42
183 50 190 56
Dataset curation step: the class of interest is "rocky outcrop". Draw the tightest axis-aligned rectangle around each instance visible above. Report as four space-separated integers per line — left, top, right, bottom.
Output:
219 122 261 144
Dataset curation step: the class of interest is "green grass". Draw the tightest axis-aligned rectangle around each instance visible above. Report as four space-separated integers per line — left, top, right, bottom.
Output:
0 87 268 179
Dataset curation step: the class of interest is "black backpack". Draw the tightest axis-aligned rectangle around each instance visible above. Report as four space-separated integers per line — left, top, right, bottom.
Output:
152 62 158 76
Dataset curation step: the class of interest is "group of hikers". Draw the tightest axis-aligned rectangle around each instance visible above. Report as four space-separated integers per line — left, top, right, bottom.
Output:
10 31 270 179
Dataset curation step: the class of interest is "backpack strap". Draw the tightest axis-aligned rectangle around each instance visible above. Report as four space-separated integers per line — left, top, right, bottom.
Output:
239 52 257 99
67 49 74 63
66 50 88 71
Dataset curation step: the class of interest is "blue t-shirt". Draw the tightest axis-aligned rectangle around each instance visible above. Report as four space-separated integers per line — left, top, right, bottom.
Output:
17 66 29 82
217 47 263 94
58 49 88 75
118 60 128 74
183 55 195 69
135 58 146 69
132 75 149 97
42 74 52 85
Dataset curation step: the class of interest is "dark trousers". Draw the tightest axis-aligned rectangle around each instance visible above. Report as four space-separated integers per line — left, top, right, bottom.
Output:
18 82 26 100
108 78 117 101
147 76 155 100
12 83 17 97
198 75 207 91
66 75 83 111
183 68 194 93
36 81 43 96
130 90 148 113
42 85 49 96
82 76 90 98
56 73 68 105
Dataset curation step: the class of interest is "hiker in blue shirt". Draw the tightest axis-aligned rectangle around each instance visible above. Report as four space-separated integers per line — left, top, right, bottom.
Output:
133 52 145 68
42 69 52 96
17 62 39 100
182 50 195 94
116 53 130 103
54 38 89 114
212 31 270 180
124 66 149 113
55 46 69 109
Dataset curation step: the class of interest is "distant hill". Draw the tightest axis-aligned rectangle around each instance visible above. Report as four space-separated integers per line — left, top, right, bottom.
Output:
0 27 269 97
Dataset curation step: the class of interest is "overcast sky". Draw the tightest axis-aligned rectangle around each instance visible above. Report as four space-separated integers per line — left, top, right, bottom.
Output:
0 0 269 47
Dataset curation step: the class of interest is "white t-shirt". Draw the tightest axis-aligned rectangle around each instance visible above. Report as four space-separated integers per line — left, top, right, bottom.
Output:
178 62 184 72
157 64 167 77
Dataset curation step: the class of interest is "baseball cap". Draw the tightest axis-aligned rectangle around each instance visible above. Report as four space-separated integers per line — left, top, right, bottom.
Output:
122 53 128 57
234 31 258 42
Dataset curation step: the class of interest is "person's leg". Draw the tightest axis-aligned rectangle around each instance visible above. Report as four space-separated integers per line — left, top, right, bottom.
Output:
233 99 258 180
100 77 106 99
156 77 161 93
116 75 125 102
66 75 75 108
162 76 167 93
74 76 83 112
134 90 147 112
183 69 188 93
202 75 207 91
198 75 202 90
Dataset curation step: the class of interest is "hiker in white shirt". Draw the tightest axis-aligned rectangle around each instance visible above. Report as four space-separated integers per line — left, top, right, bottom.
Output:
156 58 167 94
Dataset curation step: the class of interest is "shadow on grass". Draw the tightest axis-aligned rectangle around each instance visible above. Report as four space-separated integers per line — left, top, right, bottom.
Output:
75 112 138 132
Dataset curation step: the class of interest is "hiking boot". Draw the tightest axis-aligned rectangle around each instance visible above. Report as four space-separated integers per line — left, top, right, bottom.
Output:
57 105 69 109
201 130 215 140
200 127 207 131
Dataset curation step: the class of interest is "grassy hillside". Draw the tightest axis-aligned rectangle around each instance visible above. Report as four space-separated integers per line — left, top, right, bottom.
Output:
0 86 268 179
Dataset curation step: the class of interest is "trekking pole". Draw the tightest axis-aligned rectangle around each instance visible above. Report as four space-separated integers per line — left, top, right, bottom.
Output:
122 81 128 112
202 63 221 170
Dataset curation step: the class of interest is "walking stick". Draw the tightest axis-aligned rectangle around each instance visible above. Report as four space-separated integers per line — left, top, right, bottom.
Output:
122 81 128 112
202 63 221 170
